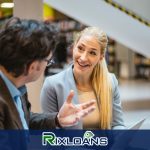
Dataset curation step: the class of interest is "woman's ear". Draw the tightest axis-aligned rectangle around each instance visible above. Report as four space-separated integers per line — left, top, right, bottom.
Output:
99 54 104 61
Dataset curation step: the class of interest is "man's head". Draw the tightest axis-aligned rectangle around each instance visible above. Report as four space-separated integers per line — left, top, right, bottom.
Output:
0 17 57 83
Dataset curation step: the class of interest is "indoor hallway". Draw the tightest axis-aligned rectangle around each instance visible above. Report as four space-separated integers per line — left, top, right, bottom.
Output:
119 79 150 129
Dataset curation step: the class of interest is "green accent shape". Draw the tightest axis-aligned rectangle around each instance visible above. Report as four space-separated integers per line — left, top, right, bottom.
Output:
83 131 95 139
43 134 55 145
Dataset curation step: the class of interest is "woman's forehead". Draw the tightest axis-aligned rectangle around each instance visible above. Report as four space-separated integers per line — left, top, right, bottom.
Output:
77 35 100 48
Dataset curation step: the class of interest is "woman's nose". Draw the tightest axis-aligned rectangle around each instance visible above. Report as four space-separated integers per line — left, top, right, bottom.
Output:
80 52 88 61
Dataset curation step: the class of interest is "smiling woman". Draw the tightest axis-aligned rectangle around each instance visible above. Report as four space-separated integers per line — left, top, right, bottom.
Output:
41 26 125 130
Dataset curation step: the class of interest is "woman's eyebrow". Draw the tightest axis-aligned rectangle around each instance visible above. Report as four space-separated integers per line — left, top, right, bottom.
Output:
90 48 98 51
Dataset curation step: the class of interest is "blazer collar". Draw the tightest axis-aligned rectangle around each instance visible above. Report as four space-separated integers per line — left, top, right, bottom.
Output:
66 64 79 104
0 76 23 129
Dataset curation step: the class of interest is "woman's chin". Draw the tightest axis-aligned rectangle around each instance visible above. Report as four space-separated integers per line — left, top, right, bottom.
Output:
74 67 91 76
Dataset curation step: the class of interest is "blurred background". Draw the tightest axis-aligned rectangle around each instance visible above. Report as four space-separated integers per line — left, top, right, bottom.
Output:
0 0 150 128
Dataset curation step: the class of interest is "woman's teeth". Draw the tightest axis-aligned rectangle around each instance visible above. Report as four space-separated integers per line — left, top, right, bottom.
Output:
78 62 90 67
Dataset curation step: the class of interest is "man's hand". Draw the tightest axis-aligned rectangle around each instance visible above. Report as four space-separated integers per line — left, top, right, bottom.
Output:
57 90 96 127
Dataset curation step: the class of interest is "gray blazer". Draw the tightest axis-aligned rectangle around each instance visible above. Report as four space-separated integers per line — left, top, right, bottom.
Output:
41 65 125 129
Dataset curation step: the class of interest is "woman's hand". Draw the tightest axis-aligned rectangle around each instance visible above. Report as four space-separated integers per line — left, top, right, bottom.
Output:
57 90 96 127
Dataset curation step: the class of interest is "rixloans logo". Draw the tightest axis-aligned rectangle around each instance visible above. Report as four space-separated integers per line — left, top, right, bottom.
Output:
42 131 108 146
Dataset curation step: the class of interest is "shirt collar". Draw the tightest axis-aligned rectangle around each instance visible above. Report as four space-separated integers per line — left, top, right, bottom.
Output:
0 71 27 98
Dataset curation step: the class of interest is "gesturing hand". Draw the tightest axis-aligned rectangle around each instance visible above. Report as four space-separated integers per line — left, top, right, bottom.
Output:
57 90 96 127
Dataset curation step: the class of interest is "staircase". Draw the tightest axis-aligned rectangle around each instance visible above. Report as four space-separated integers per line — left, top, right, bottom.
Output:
44 0 150 58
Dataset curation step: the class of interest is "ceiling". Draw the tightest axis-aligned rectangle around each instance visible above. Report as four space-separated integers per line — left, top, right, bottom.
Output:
113 0 150 22
44 0 150 58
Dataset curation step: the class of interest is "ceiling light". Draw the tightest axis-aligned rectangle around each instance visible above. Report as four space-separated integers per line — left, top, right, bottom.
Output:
1 2 14 8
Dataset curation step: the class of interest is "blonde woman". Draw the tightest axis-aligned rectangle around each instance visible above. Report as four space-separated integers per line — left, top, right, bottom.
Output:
41 27 125 129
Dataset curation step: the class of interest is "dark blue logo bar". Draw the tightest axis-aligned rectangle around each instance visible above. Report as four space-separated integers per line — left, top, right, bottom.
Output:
0 130 150 150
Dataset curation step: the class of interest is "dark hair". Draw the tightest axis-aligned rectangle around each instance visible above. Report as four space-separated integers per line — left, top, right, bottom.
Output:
0 17 57 77
53 35 67 64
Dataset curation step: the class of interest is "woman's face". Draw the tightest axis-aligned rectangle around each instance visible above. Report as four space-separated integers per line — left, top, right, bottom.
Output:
73 35 103 77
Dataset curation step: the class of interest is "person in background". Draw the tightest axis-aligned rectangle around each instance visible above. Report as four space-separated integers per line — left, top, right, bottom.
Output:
44 34 68 76
0 17 96 130
53 34 68 67
41 26 125 129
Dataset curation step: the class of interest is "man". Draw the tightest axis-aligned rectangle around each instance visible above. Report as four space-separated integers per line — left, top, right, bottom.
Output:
0 17 95 130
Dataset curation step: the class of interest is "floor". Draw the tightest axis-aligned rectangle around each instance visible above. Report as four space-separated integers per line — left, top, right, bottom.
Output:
119 79 150 129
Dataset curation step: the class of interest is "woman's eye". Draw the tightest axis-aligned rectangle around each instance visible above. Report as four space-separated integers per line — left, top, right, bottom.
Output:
90 51 97 55
78 46 84 51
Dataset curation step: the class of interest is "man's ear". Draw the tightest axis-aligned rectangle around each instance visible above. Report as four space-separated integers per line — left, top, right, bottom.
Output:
28 61 40 74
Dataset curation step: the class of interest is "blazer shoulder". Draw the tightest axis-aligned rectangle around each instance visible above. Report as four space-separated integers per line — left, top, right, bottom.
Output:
45 69 67 82
109 73 118 91
43 66 72 90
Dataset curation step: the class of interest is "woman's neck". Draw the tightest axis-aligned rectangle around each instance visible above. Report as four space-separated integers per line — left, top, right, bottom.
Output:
73 70 92 92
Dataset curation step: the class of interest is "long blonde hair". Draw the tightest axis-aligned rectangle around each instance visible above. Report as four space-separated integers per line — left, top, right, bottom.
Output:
74 27 112 129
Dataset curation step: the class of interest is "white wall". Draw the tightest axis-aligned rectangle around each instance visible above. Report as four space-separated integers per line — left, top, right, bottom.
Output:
14 0 43 20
